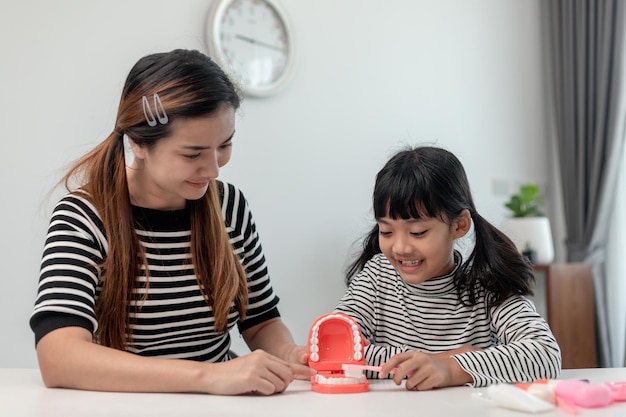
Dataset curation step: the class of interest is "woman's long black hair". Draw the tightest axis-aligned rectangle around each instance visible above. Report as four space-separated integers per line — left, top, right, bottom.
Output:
345 146 534 309
64 49 247 349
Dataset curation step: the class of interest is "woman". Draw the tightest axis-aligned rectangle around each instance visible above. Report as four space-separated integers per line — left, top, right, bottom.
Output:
30 49 311 395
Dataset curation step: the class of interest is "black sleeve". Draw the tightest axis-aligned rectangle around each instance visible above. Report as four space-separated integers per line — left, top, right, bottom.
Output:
30 312 94 346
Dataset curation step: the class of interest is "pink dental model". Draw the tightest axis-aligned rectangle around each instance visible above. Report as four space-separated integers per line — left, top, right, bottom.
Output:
307 313 370 394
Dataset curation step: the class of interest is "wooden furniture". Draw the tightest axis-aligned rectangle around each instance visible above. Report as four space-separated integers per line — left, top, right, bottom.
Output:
533 263 597 369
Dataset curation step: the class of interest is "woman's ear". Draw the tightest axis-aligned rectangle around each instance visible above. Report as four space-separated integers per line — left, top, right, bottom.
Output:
126 135 146 160
452 209 472 238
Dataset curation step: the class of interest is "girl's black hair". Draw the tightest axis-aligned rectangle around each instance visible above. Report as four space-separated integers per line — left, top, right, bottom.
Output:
346 146 534 309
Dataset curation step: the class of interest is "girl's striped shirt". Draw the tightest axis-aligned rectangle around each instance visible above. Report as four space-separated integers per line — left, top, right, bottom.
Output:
335 253 562 386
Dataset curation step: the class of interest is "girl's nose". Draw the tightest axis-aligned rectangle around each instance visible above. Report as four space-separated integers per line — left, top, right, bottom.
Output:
392 235 412 255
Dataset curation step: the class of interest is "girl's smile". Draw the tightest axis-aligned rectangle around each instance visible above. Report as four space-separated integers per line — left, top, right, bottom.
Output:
396 258 424 273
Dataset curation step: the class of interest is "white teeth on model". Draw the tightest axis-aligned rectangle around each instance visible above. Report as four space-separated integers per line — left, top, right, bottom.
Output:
308 314 363 362
315 375 365 385
400 260 421 266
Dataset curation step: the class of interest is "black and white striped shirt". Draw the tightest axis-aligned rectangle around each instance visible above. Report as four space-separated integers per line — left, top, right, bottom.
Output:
335 253 562 386
30 181 280 362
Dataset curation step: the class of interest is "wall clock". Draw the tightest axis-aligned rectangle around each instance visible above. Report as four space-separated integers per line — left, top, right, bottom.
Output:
205 0 295 97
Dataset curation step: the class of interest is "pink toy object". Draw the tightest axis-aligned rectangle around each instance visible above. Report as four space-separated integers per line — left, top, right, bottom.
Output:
513 378 626 414
307 313 369 394
554 380 613 408
606 381 626 401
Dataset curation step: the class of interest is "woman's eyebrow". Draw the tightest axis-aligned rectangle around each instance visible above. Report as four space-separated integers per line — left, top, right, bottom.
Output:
180 131 235 151
182 145 209 150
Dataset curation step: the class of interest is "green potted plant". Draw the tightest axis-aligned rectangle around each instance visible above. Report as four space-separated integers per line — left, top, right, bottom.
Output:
504 184 544 217
502 184 554 264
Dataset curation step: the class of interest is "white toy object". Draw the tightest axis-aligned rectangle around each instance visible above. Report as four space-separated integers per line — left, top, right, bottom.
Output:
486 384 555 413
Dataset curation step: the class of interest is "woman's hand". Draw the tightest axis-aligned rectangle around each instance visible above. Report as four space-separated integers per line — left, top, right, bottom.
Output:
379 346 480 390
279 344 312 380
36 326 311 395
241 318 314 382
201 349 305 395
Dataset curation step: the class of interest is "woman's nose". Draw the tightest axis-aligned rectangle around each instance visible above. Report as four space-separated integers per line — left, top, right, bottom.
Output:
200 152 220 178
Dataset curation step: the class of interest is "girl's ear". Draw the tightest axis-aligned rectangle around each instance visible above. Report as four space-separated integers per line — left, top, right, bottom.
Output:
452 209 472 238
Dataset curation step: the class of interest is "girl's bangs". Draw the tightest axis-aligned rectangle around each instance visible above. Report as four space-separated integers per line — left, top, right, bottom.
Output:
374 184 439 220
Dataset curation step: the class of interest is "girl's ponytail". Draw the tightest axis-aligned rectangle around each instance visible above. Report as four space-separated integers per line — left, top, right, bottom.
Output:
345 225 381 285
456 212 534 309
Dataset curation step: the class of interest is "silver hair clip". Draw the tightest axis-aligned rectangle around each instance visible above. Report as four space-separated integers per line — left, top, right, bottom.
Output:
142 93 168 127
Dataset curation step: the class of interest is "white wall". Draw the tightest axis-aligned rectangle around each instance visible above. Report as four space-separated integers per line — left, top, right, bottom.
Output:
0 0 556 367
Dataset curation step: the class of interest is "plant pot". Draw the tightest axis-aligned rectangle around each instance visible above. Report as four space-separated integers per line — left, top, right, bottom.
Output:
522 248 538 265
502 217 554 265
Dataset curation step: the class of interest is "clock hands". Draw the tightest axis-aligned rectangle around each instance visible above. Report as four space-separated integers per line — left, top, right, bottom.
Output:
235 34 284 52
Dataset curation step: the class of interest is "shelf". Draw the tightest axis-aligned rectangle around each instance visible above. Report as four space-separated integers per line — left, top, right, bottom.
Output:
532 264 597 369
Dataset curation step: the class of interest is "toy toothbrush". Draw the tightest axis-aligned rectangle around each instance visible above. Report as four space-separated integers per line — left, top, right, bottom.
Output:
341 364 397 378
307 313 370 393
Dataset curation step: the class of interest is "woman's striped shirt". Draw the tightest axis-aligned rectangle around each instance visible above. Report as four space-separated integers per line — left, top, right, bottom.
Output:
30 181 280 362
334 253 562 387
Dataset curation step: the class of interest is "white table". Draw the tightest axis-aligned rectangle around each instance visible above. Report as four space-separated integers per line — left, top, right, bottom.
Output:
1 368 625 417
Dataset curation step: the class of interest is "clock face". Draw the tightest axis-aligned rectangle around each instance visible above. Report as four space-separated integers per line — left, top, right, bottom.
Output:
207 0 293 96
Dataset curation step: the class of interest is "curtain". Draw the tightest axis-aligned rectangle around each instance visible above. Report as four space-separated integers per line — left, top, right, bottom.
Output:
546 0 626 367
606 149 626 366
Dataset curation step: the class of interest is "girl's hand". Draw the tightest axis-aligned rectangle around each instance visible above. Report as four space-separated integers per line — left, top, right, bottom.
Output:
203 349 306 395
379 349 475 390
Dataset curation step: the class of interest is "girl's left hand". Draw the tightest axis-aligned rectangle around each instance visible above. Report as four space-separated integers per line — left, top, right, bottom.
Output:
379 350 472 390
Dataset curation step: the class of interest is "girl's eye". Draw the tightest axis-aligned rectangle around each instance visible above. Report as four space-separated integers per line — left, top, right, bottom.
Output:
219 142 233 150
411 230 427 237
184 153 201 159
379 230 392 237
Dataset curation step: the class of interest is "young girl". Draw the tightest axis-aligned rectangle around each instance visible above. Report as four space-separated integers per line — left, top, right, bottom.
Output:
30 49 311 395
335 146 561 390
